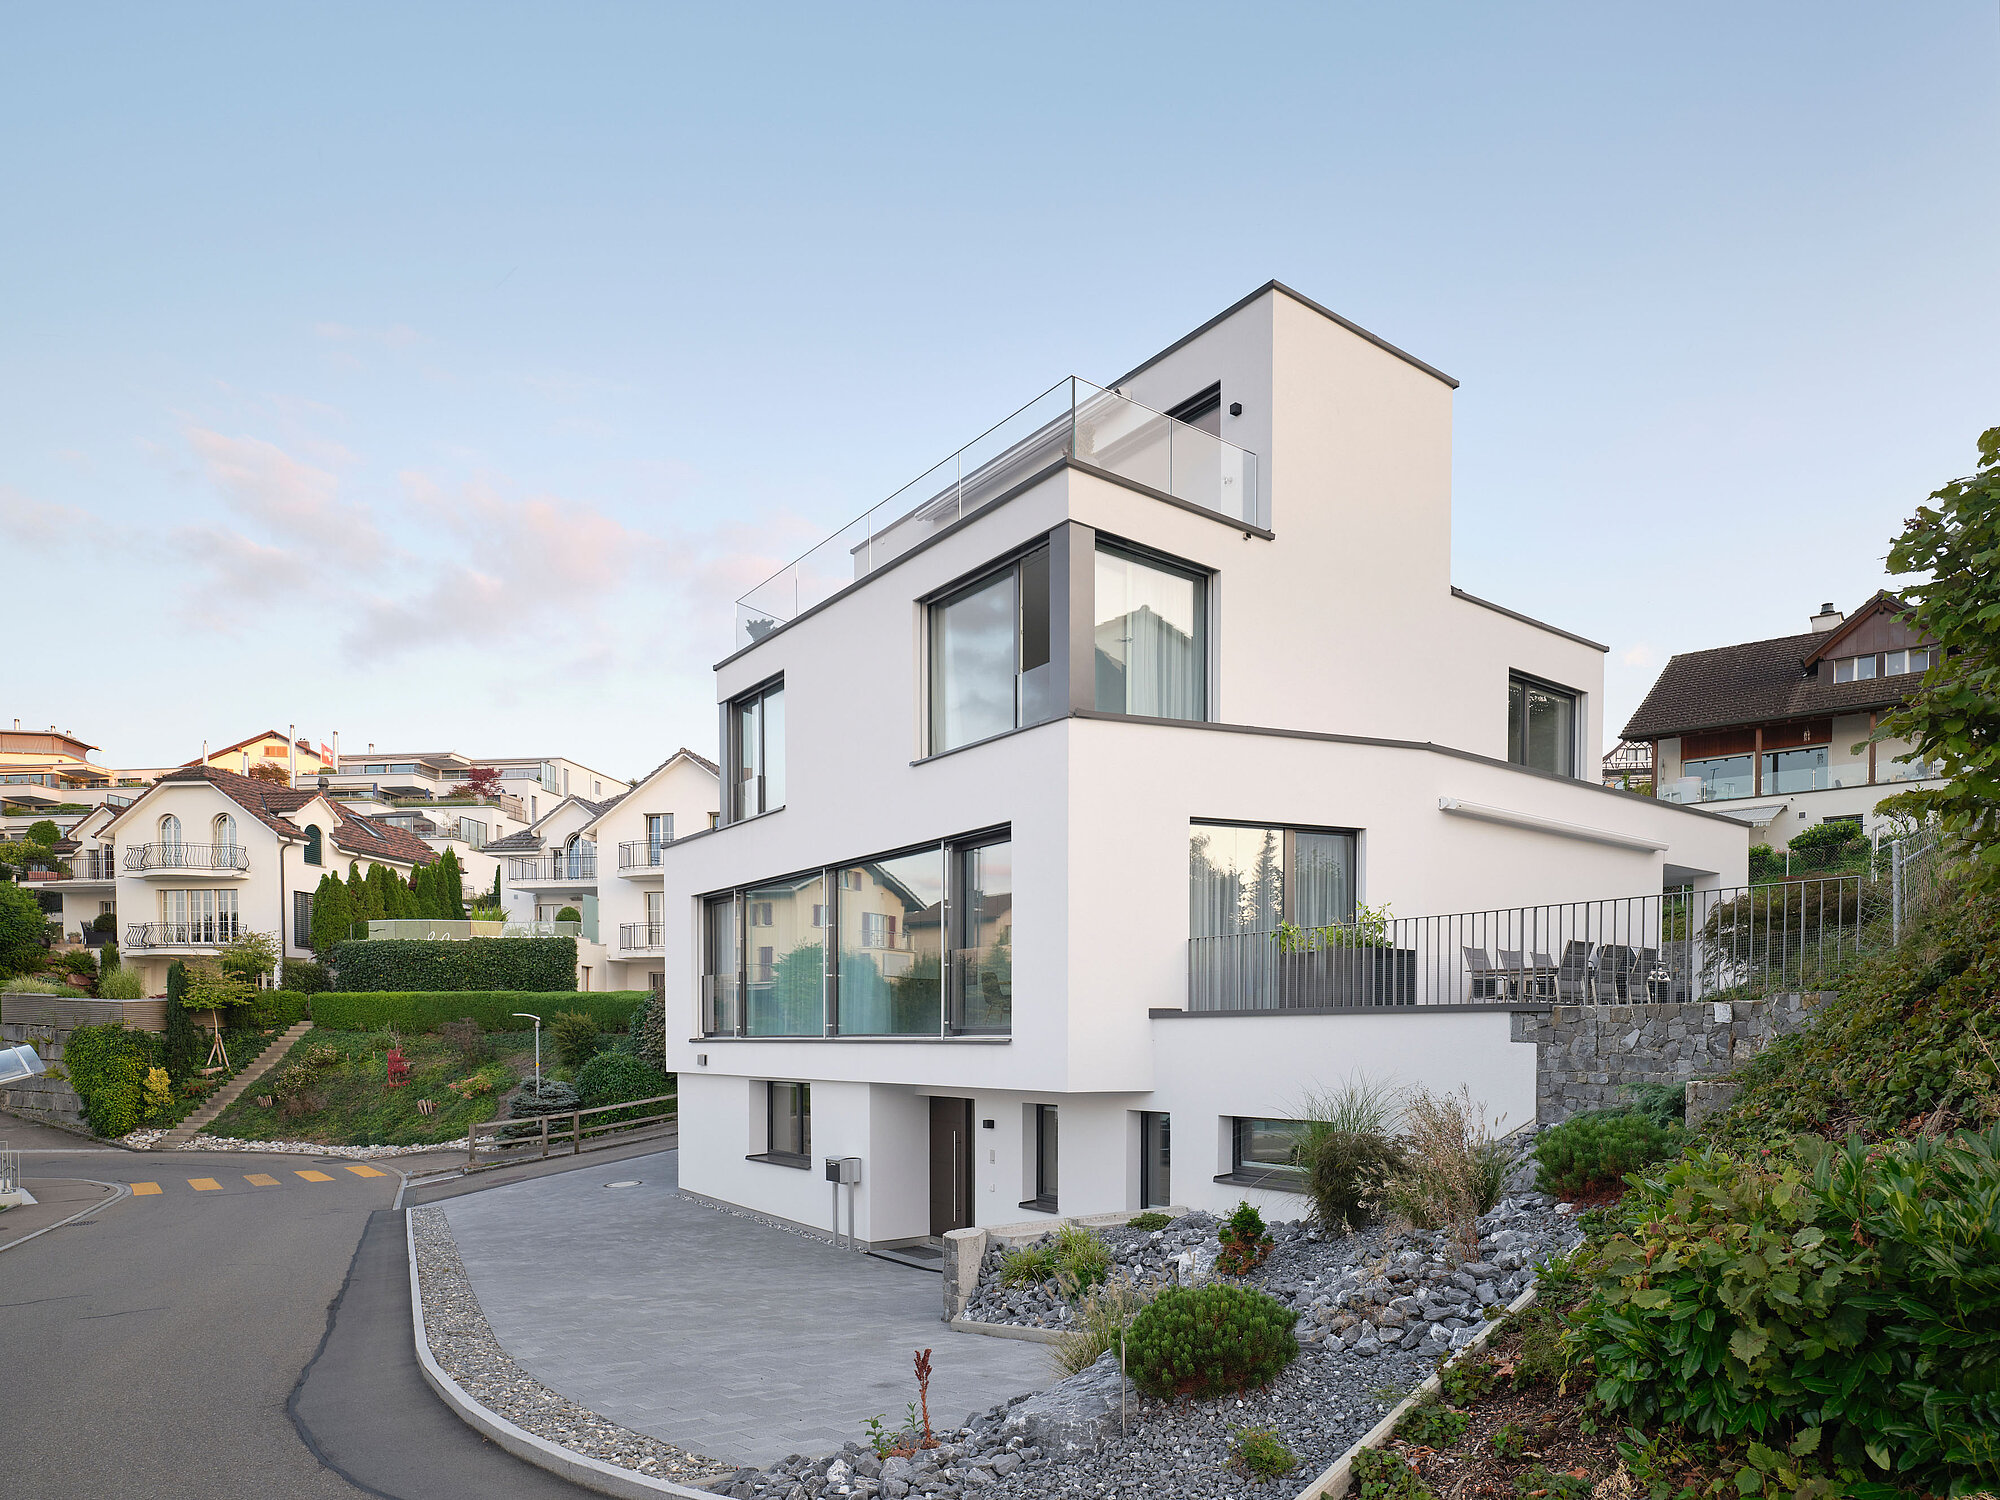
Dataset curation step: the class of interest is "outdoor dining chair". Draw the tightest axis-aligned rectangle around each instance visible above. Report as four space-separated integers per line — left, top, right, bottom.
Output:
1462 946 1506 1001
1556 940 1596 1002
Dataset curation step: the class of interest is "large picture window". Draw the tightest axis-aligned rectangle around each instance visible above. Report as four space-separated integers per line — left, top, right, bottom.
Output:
1507 674 1577 778
1232 1117 1307 1183
1189 823 1355 937
1094 545 1205 721
929 548 1051 753
728 679 786 820
1683 754 1753 802
702 829 1011 1039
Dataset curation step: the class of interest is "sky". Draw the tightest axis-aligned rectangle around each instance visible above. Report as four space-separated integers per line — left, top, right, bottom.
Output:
3 4 1996 780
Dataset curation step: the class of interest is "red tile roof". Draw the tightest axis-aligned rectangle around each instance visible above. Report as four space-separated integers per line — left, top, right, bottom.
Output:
117 766 435 865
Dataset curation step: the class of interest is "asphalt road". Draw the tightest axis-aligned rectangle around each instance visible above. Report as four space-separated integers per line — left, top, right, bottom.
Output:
0 1120 606 1500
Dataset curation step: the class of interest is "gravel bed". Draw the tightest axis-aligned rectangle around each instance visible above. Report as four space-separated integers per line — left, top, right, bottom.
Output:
717 1191 1583 1500
120 1129 462 1158
409 1204 733 1486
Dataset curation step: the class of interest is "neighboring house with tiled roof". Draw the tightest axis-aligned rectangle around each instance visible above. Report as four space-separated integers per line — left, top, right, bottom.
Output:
1623 593 1944 849
94 765 435 992
576 749 723 992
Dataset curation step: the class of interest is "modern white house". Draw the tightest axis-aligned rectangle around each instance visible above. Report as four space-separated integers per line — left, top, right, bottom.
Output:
577 749 721 994
654 281 1749 1252
92 765 435 993
1627 593 1946 849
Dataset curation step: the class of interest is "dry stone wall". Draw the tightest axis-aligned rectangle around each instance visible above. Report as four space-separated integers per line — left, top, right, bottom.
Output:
1514 993 1829 1123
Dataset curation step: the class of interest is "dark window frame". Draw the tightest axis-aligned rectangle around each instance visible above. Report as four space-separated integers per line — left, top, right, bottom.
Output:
1506 671 1580 779
926 545 1053 756
1092 539 1210 723
1229 1117 1308 1183
726 676 786 822
1020 1102 1057 1211
755 1080 812 1168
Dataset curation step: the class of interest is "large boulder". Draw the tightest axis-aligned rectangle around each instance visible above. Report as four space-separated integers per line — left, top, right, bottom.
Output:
997 1351 1136 1459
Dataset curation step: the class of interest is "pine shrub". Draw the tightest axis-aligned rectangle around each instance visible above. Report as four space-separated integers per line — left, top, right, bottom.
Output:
549 1009 601 1068
1216 1200 1272 1275
1532 1110 1681 1199
1124 1283 1298 1400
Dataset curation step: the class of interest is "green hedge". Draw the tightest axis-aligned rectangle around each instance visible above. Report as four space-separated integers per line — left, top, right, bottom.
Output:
327 937 576 993
64 1022 161 1137
254 991 312 1029
309 990 647 1034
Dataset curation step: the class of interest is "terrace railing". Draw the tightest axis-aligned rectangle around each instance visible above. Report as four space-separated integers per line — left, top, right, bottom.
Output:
124 843 248 872
126 918 242 949
618 921 665 951
507 851 596 882
734 377 1261 648
62 851 118 881
618 840 670 871
1188 841 1942 1013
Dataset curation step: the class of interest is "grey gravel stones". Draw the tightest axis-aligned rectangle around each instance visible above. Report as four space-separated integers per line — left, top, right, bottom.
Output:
724 1191 1582 1499
409 1204 732 1486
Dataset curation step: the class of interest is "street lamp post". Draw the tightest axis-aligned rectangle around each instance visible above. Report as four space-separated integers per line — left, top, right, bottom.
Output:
512 1012 543 1092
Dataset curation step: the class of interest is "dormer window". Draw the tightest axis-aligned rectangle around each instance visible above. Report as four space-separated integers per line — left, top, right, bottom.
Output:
1834 648 1931 683
304 824 323 865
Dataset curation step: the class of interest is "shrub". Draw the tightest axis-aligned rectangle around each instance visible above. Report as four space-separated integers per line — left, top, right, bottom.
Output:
63 1022 160 1136
1127 1211 1171 1231
326 937 577 993
1533 1110 1682 1199
1216 1200 1273 1275
1581 1132 2000 1490
508 1078 581 1117
1124 1283 1298 1400
630 988 666 1067
998 1244 1057 1286
90 911 116 934
999 1225 1109 1292
0 880 46 977
1511 1466 1590 1500
141 1066 174 1120
308 990 644 1033
1618 1081 1686 1127
549 1009 601 1068
1051 1275 1152 1378
554 905 582 923
574 1050 671 1110
2 975 61 994
1230 1427 1296 1480
1396 1394 1468 1446
281 959 332 995
1350 1448 1431 1499
162 961 200 1078
438 1018 487 1063
1382 1085 1509 1256
97 965 143 1000
1295 1078 1405 1233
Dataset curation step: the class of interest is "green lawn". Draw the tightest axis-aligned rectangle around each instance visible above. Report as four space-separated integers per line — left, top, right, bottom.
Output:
204 1027 547 1147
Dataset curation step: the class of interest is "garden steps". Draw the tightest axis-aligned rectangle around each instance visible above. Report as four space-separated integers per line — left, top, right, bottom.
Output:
156 1021 314 1146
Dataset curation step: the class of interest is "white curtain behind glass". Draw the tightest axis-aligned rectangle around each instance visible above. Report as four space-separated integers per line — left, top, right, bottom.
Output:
1095 550 1200 719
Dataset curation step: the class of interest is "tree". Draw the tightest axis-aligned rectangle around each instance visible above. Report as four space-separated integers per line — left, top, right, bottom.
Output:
436 848 465 917
1875 425 2000 887
346 863 371 922
162 960 201 1079
24 819 59 847
409 860 433 917
246 758 291 784
453 766 503 800
309 871 353 954
489 865 501 906
217 929 280 986
0 881 48 977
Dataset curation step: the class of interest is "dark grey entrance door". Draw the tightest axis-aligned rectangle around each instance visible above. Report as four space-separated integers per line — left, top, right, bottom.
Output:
928 1097 974 1237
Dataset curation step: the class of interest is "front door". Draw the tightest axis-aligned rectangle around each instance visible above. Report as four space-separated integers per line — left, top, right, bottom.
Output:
928 1096 974 1237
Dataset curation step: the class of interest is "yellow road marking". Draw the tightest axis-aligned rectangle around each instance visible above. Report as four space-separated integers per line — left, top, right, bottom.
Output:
343 1164 387 1178
244 1173 280 1187
295 1170 334 1183
130 1182 161 1195
188 1178 223 1192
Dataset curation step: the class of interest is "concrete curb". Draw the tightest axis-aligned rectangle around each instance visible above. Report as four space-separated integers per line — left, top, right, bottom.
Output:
403 1211 721 1500
1291 1282 1540 1500
947 1317 1068 1346
0 1177 129 1254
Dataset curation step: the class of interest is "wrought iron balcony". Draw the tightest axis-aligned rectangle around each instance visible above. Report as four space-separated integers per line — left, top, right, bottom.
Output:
618 921 664 952
506 851 596 882
59 851 118 882
617 840 670 871
126 918 242 949
124 843 248 873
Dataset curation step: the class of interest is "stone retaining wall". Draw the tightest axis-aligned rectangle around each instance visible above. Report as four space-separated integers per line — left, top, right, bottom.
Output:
0 1020 87 1128
1514 993 1831 1124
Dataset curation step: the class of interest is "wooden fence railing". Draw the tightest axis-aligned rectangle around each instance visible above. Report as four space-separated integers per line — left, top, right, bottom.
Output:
465 1093 677 1169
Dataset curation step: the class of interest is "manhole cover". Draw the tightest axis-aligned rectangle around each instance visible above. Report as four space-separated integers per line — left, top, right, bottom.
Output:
604 1181 642 1189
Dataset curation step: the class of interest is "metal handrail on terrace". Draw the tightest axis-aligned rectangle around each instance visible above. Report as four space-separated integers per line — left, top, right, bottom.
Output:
124 842 248 872
619 921 664 951
507 851 596 882
1187 840 1942 1013
733 377 1262 648
126 919 242 949
618 840 671 870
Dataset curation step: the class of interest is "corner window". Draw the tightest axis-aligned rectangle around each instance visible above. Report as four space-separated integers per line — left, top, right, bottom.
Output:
766 1082 811 1165
949 835 1012 1034
929 548 1051 753
1189 823 1355 937
1683 755 1753 802
729 679 786 819
1232 1117 1306 1182
1507 674 1577 777
1094 544 1205 720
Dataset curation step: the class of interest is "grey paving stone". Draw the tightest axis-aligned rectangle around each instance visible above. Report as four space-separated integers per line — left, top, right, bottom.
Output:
440 1149 1050 1469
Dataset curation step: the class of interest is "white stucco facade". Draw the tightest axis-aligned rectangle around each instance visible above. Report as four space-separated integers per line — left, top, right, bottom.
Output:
657 282 1748 1247
580 750 721 993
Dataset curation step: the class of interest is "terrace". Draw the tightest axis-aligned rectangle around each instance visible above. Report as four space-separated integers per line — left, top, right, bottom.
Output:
733 377 1261 649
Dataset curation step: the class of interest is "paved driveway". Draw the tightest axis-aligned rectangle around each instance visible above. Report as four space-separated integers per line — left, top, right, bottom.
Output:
440 1149 1052 1467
